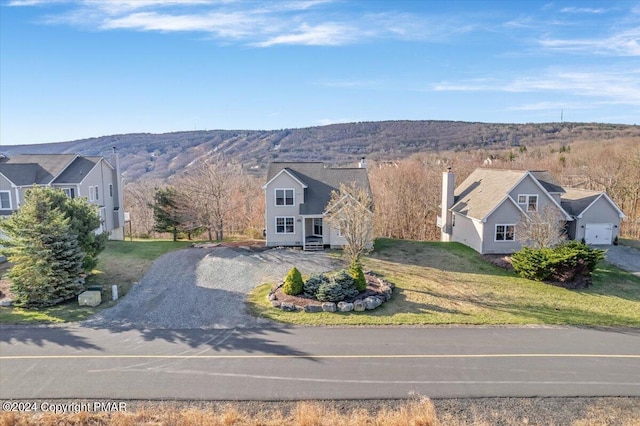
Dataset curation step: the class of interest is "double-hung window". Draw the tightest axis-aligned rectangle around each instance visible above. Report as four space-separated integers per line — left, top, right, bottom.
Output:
0 191 11 210
275 189 294 206
63 188 75 199
495 224 515 242
517 194 538 212
276 217 295 234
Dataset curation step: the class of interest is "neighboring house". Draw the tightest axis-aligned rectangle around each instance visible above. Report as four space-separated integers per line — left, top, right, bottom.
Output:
0 151 125 240
263 161 371 250
438 168 625 254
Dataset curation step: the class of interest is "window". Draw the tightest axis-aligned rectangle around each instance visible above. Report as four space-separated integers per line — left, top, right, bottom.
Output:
94 186 99 201
89 186 94 202
109 184 113 198
313 218 323 236
275 189 294 206
276 217 295 234
517 194 538 212
0 191 11 210
63 188 75 199
495 224 515 242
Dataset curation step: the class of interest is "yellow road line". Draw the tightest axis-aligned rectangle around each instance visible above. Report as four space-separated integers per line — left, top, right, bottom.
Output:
1 354 639 360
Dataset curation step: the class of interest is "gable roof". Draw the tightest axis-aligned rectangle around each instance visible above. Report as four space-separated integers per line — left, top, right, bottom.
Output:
561 188 626 218
53 156 102 184
530 171 565 193
452 169 528 221
0 154 78 185
451 168 572 221
265 162 370 215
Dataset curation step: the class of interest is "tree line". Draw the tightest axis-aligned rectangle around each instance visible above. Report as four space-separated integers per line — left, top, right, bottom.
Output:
125 138 639 241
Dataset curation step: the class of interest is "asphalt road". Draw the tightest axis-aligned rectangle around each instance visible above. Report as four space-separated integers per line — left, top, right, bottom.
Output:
1 325 639 400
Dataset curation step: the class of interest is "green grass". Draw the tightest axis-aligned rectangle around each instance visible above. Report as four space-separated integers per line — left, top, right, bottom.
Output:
247 238 640 327
0 239 193 324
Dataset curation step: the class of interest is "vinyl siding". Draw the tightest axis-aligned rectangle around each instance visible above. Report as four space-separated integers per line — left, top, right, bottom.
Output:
483 200 523 254
573 196 621 242
264 172 305 246
451 212 483 253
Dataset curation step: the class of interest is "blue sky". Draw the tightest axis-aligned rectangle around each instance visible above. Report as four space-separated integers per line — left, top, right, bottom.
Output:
1 0 639 145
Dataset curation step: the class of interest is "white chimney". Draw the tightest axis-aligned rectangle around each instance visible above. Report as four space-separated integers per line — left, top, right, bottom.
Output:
358 157 366 168
441 167 455 242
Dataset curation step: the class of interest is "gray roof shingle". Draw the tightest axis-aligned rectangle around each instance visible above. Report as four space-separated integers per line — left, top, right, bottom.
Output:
560 188 602 216
54 156 101 184
0 154 77 185
451 169 527 220
266 162 370 215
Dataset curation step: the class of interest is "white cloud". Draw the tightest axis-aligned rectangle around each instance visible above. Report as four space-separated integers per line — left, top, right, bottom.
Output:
10 0 478 47
560 7 607 14
539 27 640 56
433 69 640 106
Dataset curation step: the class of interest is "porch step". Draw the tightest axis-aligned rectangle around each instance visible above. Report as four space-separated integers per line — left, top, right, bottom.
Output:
303 242 324 251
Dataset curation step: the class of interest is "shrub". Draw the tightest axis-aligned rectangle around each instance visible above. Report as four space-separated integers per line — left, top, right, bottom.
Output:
282 267 304 295
304 273 329 298
316 270 359 302
511 241 605 283
349 260 367 291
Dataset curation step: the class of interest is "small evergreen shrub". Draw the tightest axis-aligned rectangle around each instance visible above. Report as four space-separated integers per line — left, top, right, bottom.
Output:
282 267 304 295
349 260 367 291
316 270 359 302
304 273 329 298
511 241 605 283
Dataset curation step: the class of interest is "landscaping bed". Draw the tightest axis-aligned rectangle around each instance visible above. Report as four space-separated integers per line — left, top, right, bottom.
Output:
268 272 394 312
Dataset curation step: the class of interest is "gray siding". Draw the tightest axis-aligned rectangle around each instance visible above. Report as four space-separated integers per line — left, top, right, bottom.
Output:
573 196 621 242
451 213 483 253
265 172 304 247
508 175 556 214
483 200 522 254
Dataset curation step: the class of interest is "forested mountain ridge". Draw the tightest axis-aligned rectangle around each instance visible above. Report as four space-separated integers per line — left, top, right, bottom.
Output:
2 120 638 181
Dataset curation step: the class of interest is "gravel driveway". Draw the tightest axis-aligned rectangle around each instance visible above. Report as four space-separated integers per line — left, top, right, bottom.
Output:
85 247 340 329
604 244 640 277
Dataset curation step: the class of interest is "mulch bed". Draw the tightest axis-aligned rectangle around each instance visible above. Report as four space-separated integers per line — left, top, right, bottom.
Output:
272 273 390 308
482 254 592 289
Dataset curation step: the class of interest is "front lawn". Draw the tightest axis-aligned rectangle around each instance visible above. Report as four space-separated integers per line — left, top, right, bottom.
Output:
0 239 192 324
248 239 640 327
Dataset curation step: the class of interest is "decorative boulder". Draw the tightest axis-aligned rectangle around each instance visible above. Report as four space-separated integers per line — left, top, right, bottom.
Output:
322 302 337 312
304 304 323 313
280 302 297 312
337 301 354 312
380 286 393 301
353 300 366 311
364 296 382 310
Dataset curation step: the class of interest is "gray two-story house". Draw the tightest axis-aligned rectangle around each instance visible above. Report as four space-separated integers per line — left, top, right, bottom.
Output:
0 151 125 240
263 161 371 250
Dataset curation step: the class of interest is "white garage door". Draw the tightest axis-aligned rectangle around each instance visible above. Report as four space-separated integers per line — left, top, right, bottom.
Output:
584 223 613 245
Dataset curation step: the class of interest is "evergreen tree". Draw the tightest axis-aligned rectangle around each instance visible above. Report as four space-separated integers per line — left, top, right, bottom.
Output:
0 189 85 307
151 187 182 241
32 188 106 271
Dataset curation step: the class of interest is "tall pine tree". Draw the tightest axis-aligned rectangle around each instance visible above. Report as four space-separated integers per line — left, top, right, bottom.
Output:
1 188 85 307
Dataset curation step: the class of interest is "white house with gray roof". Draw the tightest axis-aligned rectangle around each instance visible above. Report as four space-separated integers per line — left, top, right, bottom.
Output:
0 151 125 240
263 161 371 250
438 168 625 254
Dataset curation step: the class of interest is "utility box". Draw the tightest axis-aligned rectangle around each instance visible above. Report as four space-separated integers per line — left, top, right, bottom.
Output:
78 290 101 307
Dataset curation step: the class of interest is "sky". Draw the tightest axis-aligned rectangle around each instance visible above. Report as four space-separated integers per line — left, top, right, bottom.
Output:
1 0 639 145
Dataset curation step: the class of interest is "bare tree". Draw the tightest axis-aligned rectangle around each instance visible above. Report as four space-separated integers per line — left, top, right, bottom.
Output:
516 204 567 248
175 156 262 241
324 182 374 262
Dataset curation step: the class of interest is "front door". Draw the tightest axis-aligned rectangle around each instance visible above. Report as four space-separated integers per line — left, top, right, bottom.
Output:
313 218 323 236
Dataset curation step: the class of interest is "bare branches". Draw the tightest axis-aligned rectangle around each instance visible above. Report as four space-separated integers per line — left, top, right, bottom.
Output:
517 204 567 249
324 182 374 262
